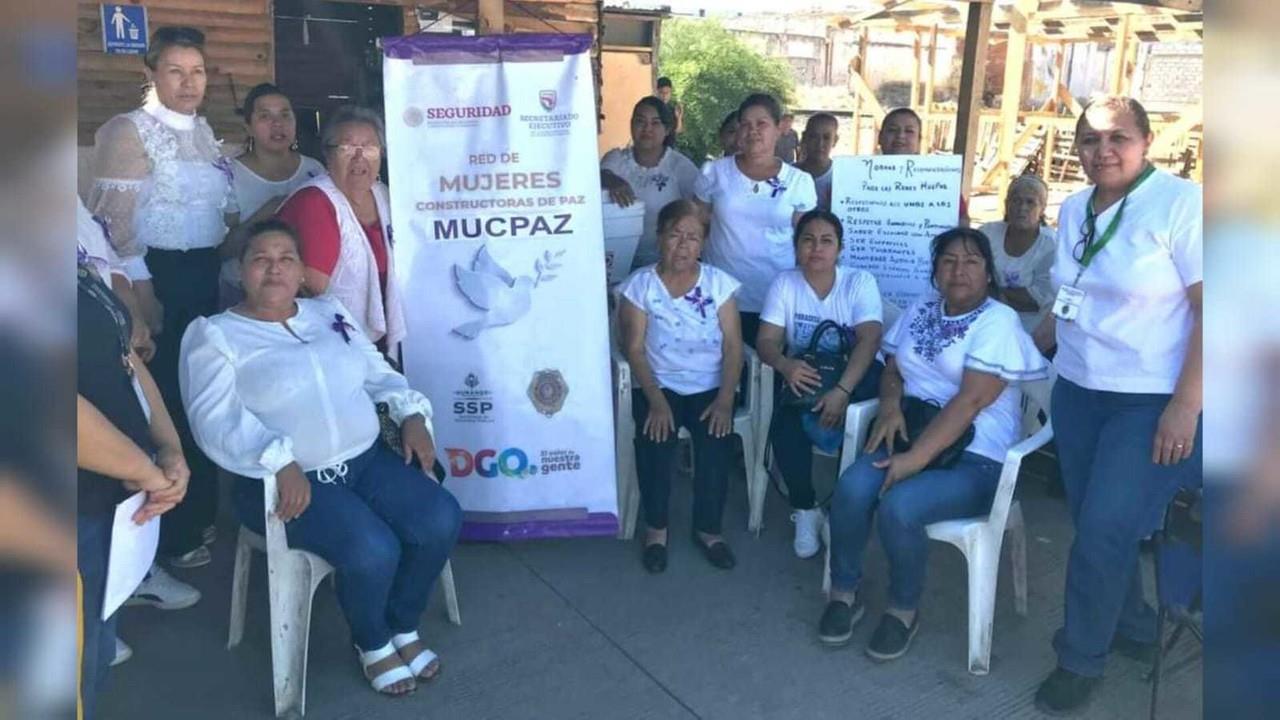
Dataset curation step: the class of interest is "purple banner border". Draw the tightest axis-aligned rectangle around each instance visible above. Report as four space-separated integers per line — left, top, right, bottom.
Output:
460 513 618 542
382 32 593 59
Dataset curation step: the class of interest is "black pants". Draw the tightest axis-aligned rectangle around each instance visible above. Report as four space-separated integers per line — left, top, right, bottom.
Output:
633 387 732 534
78 512 116 720
148 247 221 556
771 359 883 509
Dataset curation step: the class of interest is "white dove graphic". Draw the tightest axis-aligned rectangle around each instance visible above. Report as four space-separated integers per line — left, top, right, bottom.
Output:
452 245 535 339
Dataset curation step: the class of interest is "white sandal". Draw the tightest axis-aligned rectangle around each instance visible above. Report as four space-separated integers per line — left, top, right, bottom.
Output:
392 630 441 680
357 642 417 695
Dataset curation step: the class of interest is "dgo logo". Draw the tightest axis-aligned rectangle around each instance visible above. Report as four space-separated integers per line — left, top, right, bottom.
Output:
445 448 536 478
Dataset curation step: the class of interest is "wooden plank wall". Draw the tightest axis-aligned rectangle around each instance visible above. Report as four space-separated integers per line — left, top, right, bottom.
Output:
78 0 273 146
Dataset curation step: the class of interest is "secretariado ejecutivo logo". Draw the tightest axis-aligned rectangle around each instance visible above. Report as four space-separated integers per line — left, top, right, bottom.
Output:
403 103 512 128
520 88 578 138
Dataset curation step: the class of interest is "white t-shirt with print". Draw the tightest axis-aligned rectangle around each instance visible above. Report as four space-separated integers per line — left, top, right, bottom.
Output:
1050 170 1202 394
760 267 882 354
601 147 700 268
695 156 817 313
619 263 742 395
883 294 1049 462
982 221 1057 332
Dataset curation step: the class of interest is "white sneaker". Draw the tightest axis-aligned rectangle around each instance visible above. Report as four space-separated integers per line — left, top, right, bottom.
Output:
792 508 824 558
124 564 201 610
111 637 132 667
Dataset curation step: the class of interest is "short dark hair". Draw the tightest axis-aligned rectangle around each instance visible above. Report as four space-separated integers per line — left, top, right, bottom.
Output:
145 26 205 71
656 199 707 238
1076 95 1152 137
240 218 301 261
737 93 783 124
929 227 1000 298
656 77 673 89
632 96 674 130
793 209 844 248
241 83 290 120
719 110 740 133
803 112 839 135
882 107 922 133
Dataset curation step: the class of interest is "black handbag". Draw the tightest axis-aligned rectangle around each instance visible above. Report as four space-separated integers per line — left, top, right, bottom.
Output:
781 319 851 409
891 396 976 470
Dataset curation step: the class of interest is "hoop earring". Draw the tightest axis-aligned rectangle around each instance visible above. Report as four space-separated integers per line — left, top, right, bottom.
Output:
245 136 254 154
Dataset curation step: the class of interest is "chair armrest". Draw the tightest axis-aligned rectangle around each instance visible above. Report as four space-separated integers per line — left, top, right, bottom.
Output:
1004 420 1054 466
839 399 881 475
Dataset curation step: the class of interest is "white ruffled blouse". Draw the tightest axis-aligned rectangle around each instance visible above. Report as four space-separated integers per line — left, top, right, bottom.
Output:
179 296 433 480
89 99 238 280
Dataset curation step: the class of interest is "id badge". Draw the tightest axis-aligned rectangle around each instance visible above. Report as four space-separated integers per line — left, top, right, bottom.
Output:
1053 285 1086 322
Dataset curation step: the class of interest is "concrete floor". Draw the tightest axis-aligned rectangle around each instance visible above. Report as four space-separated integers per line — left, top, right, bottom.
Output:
100 453 1201 720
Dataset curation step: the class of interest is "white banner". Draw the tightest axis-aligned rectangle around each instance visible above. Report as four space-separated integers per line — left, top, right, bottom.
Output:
832 154 962 309
382 34 617 540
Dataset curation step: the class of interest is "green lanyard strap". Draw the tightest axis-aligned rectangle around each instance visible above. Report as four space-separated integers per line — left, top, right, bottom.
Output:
1078 163 1157 270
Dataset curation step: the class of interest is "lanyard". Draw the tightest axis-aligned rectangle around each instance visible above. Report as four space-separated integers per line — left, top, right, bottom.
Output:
1073 164 1156 282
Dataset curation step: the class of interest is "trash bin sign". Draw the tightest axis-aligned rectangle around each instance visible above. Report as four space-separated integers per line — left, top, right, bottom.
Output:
101 4 148 55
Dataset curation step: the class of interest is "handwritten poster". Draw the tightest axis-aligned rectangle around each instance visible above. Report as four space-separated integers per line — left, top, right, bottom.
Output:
831 154 962 309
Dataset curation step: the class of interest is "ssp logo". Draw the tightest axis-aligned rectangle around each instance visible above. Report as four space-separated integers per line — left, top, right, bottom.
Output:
445 448 537 478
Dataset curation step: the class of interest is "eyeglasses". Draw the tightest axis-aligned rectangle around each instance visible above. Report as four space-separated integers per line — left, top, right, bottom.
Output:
327 143 382 159
1072 216 1096 263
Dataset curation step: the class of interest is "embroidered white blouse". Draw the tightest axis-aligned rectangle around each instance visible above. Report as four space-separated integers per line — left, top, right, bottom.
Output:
179 296 433 479
89 98 238 281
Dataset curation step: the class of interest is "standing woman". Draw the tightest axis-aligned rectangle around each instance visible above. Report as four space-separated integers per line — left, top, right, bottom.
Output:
619 200 744 572
981 174 1056 332
1033 96 1202 714
600 97 701 269
276 105 405 354
219 83 325 308
756 210 883 558
696 93 817 346
88 26 238 570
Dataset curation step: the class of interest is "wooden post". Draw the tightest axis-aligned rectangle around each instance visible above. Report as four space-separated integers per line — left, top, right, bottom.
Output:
1109 13 1131 95
954 1 994 199
1042 123 1056 181
478 0 504 35
912 32 923 110
996 0 1035 193
854 28 869 154
923 24 939 150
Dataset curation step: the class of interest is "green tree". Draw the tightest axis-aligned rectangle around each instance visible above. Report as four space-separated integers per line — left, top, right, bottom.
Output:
658 19 796 163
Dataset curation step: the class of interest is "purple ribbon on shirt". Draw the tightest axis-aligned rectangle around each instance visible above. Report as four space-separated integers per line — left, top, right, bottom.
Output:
683 286 714 318
213 156 234 185
765 176 786 198
332 313 356 343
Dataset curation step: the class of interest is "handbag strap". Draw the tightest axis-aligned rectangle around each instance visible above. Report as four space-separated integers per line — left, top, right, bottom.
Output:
805 319 851 356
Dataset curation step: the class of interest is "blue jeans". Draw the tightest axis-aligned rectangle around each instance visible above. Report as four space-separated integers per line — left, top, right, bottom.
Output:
829 449 1002 608
234 442 463 651
1050 378 1201 677
77 512 117 720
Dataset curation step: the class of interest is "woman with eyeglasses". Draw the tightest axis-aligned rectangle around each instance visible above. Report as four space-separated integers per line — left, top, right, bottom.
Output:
1032 96 1203 715
88 26 238 574
276 105 405 354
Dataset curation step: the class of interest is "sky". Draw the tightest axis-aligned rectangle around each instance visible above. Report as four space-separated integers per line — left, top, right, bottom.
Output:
621 0 881 16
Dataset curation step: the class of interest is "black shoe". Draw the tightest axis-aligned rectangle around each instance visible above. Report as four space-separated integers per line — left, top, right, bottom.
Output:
817 597 865 646
1034 667 1100 715
641 543 667 574
692 534 735 570
1110 634 1157 664
865 613 919 662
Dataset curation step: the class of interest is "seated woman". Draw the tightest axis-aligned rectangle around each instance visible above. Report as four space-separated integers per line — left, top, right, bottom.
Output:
981 174 1055 332
757 209 884 559
819 227 1047 661
600 97 700 270
618 200 744 573
179 220 462 697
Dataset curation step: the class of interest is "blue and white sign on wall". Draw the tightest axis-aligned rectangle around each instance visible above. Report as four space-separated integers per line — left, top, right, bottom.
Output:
101 4 148 55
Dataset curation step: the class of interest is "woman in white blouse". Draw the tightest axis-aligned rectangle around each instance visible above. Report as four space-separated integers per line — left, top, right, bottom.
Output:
1032 97 1202 715
89 26 238 569
180 220 461 697
756 210 884 559
819 228 1046 662
695 93 817 346
218 83 324 308
600 97 701 269
619 200 744 573
981 174 1056 332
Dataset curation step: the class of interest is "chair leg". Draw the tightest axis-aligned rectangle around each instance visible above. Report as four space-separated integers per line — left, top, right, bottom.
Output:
1149 606 1166 720
267 556 315 718
228 529 253 649
1007 503 1028 616
964 540 999 675
440 559 461 626
737 427 758 533
821 520 832 595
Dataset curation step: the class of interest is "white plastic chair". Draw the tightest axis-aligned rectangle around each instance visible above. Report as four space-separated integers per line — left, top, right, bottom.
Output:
820 366 1055 675
613 347 773 537
227 474 461 717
